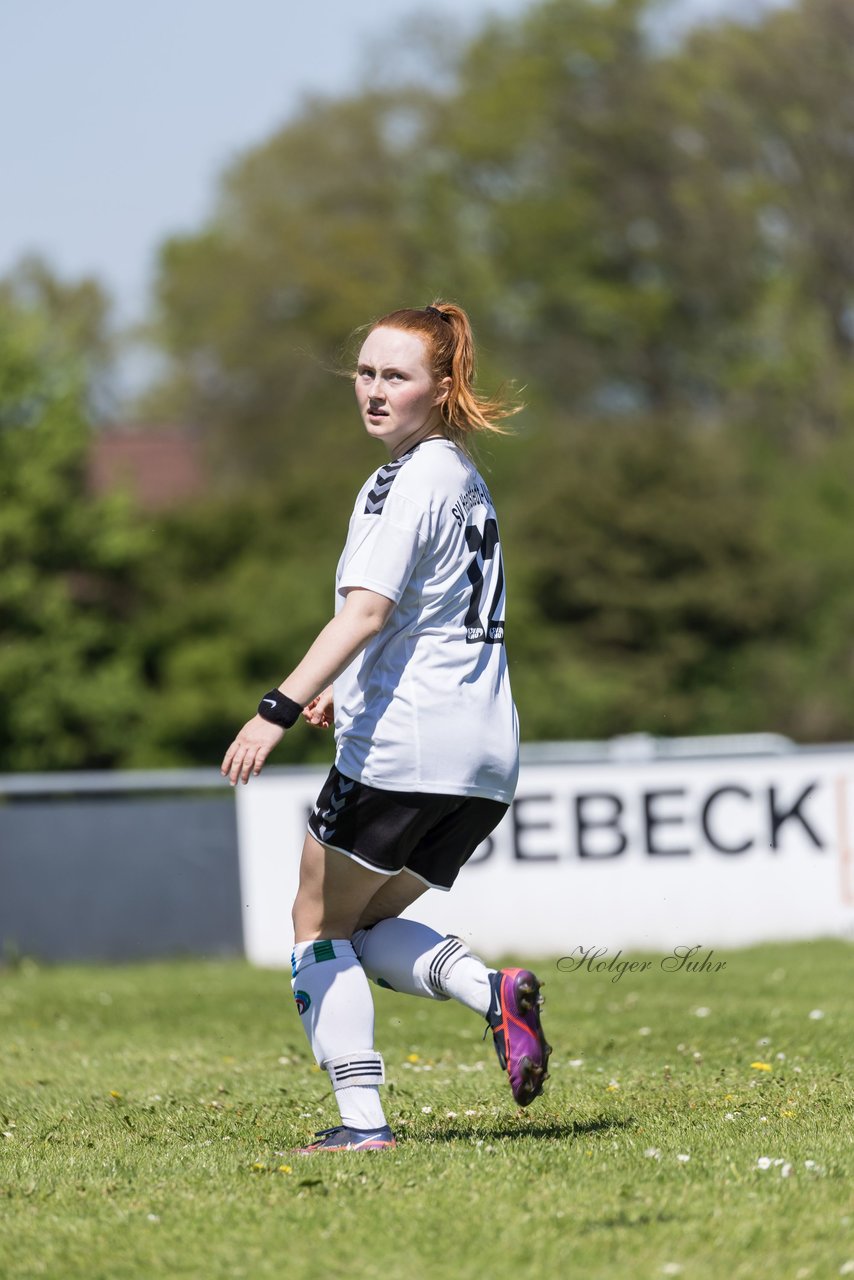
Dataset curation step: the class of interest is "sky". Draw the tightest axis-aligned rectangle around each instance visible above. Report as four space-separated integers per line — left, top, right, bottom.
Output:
0 0 785 331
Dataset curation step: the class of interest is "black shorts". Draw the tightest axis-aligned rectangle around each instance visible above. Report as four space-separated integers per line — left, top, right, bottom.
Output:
307 765 508 891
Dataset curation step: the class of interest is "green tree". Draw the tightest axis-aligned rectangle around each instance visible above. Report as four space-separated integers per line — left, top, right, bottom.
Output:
503 417 805 738
122 486 345 768
0 268 154 770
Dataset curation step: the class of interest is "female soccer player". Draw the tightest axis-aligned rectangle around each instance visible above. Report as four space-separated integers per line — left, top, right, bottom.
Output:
222 302 550 1152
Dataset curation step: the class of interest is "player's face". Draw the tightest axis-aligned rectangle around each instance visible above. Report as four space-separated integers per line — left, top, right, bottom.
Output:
355 327 450 458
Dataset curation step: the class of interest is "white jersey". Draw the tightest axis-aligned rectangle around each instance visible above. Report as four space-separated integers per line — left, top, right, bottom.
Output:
332 438 519 803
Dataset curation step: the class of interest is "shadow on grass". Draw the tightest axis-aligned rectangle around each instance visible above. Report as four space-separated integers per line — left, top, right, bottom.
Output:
425 1115 632 1144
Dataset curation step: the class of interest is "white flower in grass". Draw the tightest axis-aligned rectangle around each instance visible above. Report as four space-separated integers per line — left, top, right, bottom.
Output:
568 1059 584 1068
757 1157 772 1169
724 1113 737 1121
676 1153 690 1163
781 1163 793 1178
808 1009 825 1020
694 1007 711 1018
661 1264 683 1276
445 1111 457 1119
638 1027 651 1036
839 1261 854 1275
421 1106 432 1114
644 1147 661 1160
464 1109 477 1116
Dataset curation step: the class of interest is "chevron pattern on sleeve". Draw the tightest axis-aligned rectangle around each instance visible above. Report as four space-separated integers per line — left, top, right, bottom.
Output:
363 454 411 514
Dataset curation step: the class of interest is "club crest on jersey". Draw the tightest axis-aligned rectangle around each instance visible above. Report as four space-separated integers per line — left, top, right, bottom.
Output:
294 990 311 1016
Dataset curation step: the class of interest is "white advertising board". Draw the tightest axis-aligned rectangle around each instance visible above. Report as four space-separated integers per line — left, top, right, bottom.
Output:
236 754 854 966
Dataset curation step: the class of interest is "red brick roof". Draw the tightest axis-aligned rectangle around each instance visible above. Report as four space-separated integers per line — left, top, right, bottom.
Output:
89 427 207 510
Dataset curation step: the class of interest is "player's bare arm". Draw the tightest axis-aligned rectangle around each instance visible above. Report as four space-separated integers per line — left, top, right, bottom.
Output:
221 588 393 786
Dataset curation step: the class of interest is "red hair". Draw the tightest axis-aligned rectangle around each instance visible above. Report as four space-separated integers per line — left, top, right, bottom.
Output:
367 301 520 452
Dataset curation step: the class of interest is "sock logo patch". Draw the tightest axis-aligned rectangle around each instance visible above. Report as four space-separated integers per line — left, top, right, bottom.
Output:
311 939 336 965
294 989 311 1015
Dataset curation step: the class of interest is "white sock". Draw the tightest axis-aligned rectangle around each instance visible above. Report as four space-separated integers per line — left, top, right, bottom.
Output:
291 938 387 1131
352 919 495 1017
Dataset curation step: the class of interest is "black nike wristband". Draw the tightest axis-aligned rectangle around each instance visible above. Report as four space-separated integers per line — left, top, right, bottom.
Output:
257 688 302 728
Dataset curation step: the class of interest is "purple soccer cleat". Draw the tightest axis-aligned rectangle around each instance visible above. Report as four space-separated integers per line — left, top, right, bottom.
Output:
294 1125 396 1154
486 967 551 1107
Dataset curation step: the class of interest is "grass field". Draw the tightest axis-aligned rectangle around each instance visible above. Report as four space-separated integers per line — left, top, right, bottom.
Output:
1 939 852 1280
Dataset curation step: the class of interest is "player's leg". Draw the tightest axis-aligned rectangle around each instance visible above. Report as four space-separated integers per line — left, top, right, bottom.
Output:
354 797 551 1106
354 795 503 1017
290 832 396 1153
353 870 495 1013
354 882 551 1107
291 766 464 1152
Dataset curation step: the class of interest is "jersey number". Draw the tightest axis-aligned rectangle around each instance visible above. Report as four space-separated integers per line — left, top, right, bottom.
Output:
465 517 505 644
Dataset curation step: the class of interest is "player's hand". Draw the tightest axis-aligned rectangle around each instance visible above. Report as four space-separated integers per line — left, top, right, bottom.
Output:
221 715 285 786
303 686 334 729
